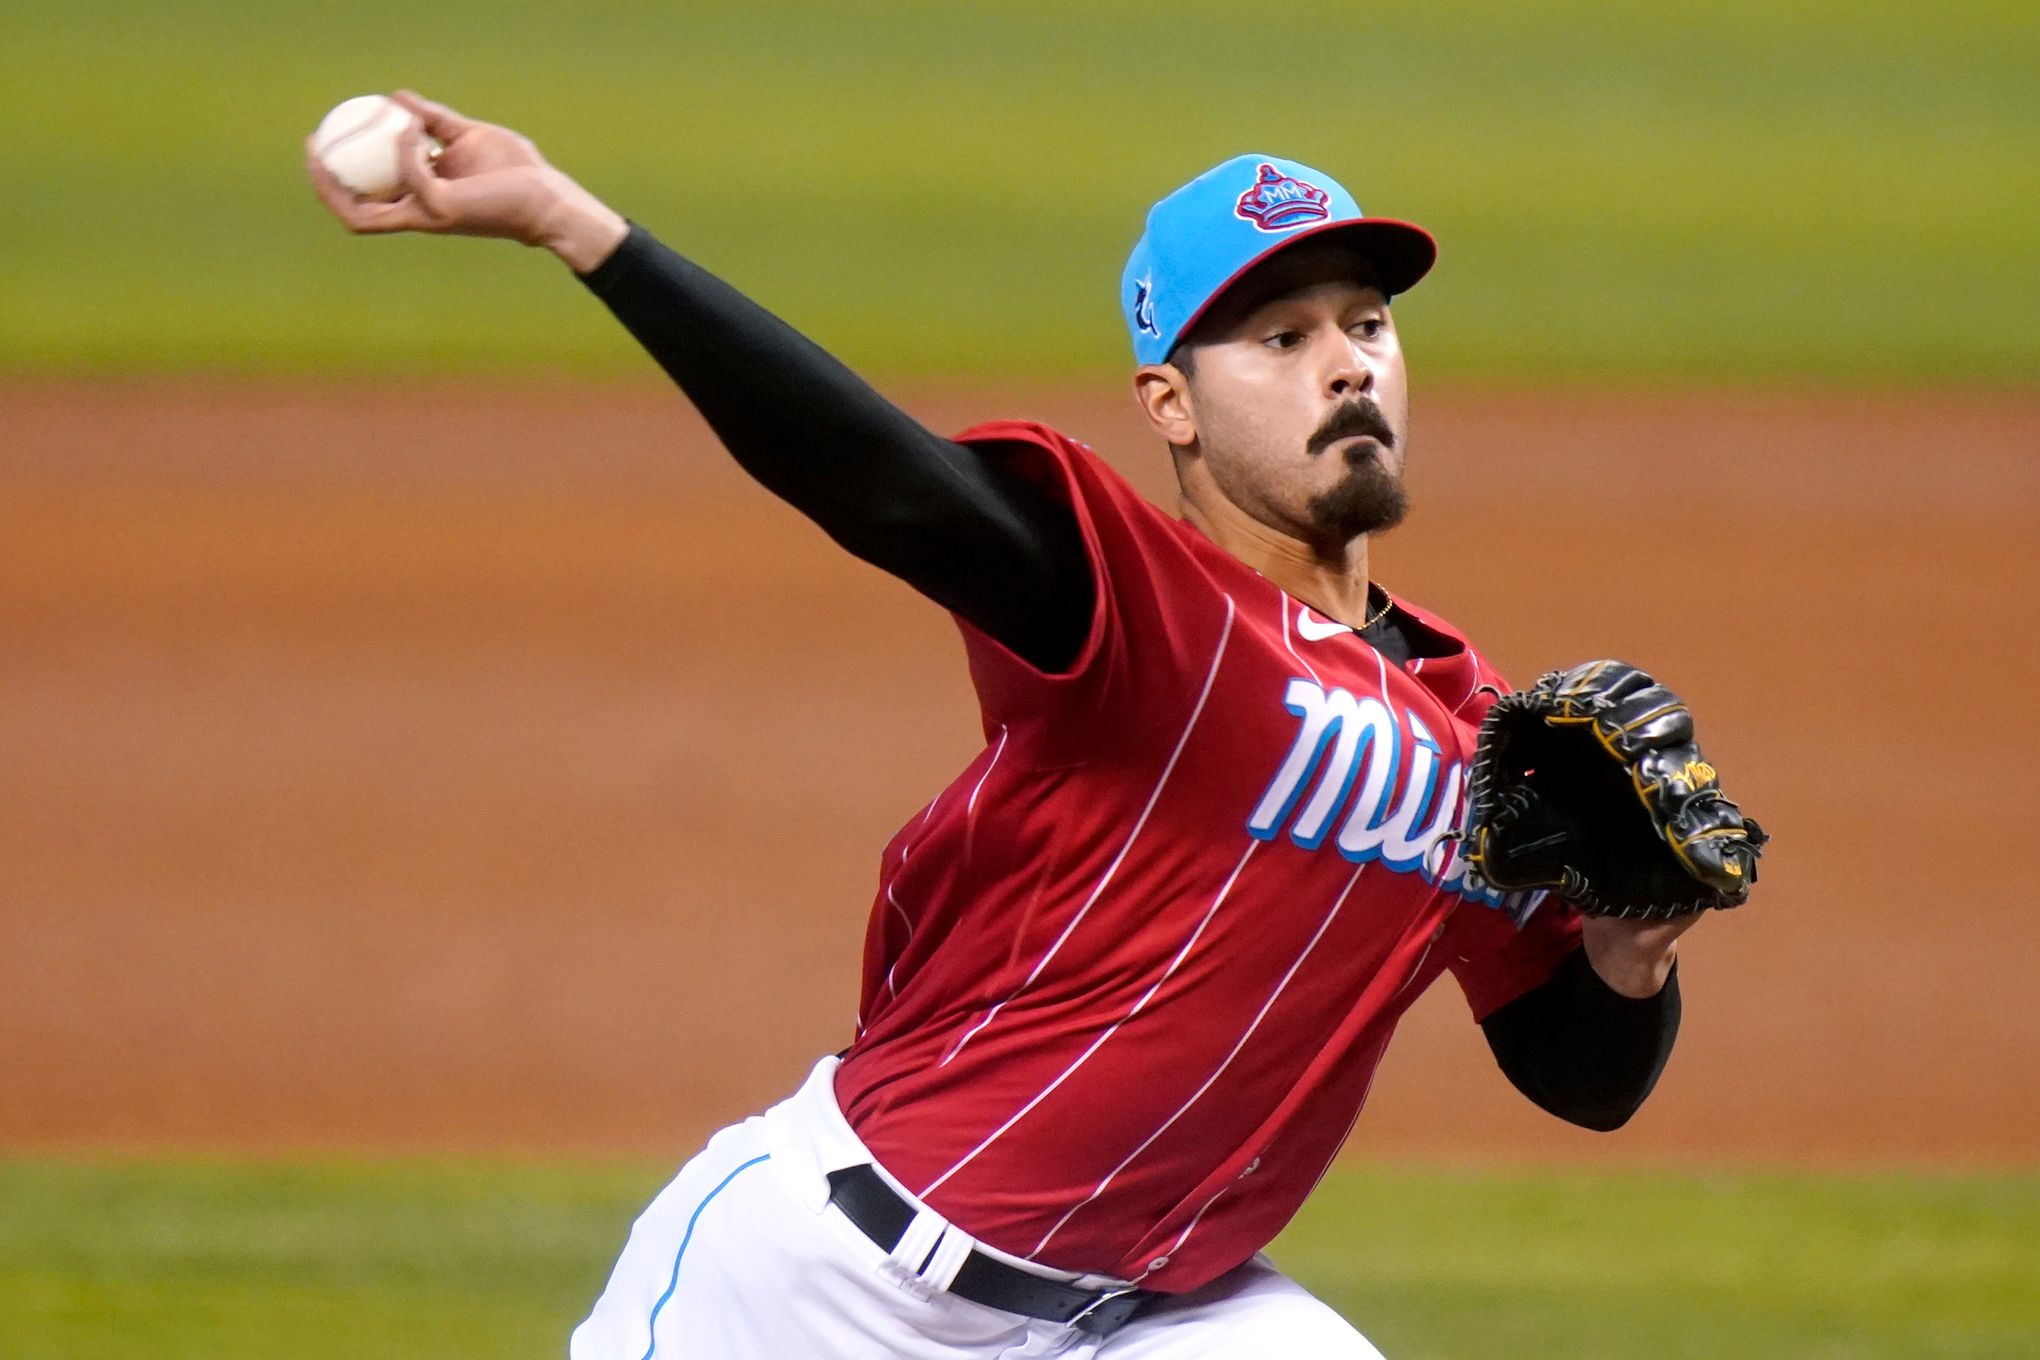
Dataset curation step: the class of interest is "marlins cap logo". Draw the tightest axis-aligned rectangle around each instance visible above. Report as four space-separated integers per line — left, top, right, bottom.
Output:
1233 162 1331 232
1131 274 1160 337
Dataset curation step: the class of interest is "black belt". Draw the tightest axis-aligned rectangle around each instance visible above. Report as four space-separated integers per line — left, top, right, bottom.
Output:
825 1165 1156 1336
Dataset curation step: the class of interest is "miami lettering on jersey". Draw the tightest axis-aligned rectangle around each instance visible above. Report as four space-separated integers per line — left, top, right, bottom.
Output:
1248 676 1546 923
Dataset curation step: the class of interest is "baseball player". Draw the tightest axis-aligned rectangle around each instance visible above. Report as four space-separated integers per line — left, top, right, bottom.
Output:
308 91 1761 1358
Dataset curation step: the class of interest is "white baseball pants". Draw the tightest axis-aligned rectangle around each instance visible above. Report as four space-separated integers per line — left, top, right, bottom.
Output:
569 1057 1384 1360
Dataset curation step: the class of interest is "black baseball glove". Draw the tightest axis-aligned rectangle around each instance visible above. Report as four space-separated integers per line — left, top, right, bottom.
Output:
1462 661 1768 920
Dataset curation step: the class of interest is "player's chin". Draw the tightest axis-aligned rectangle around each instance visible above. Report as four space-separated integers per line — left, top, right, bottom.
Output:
1307 463 1410 539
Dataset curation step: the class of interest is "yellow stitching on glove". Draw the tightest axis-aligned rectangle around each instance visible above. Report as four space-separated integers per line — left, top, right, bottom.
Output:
1591 722 1626 763
1610 701 1684 734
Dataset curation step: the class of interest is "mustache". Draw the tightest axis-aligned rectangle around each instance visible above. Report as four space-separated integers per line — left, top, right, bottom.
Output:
1306 399 1397 457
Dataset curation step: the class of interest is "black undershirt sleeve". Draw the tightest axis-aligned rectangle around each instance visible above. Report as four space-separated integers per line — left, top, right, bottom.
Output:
578 223 1093 672
1479 945 1682 1131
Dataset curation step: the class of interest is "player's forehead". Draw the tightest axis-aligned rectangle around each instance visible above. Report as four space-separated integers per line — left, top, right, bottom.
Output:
1194 241 1387 336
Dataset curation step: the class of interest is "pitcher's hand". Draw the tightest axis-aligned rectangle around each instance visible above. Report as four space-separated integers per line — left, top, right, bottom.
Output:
305 90 627 272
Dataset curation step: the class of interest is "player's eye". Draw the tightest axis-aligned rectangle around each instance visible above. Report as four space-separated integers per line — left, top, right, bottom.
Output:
1351 318 1386 341
1263 330 1303 350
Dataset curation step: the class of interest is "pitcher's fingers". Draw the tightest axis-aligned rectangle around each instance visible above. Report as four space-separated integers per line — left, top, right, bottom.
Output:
305 139 371 220
391 89 474 140
307 138 430 233
392 122 449 212
331 194 437 235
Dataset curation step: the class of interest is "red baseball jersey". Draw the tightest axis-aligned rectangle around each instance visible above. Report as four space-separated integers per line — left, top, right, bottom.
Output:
834 422 1581 1293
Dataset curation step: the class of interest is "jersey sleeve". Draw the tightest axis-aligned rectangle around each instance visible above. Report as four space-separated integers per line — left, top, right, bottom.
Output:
946 420 1231 769
1440 893 1586 1022
1438 653 1588 1019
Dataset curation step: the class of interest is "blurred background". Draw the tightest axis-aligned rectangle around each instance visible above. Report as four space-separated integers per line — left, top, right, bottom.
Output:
3 1 2036 1356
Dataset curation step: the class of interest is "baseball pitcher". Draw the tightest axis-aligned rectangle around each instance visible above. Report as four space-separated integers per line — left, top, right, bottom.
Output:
307 91 1766 1359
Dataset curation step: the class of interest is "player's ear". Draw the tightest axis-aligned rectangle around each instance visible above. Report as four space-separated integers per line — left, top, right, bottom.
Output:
1132 362 1198 449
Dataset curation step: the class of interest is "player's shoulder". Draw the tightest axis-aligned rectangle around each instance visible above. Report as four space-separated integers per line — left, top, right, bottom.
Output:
951 420 1177 534
1391 596 1511 690
1390 595 1475 650
951 419 1114 479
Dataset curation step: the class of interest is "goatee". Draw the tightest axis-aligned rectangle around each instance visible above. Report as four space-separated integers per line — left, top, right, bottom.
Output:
1306 448 1409 541
1304 398 1408 540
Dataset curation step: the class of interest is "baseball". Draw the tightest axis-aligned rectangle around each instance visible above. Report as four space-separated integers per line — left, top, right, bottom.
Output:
310 95 420 200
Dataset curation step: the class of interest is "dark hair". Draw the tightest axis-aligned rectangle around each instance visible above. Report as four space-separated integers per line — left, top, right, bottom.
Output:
1165 341 1197 377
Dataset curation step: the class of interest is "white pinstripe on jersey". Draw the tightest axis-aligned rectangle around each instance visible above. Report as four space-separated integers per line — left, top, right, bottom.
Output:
933 595 1240 1070
869 740 994 1019
917 839 1260 1198
1132 1176 1238 1282
965 723 1011 822
1026 862 1371 1258
1277 586 1322 687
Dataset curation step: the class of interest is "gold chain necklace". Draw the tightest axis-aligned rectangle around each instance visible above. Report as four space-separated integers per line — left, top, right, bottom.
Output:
1357 585 1394 631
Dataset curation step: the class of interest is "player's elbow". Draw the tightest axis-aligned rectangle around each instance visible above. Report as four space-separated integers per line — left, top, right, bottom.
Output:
1535 1071 1663 1132
1560 1098 1644 1133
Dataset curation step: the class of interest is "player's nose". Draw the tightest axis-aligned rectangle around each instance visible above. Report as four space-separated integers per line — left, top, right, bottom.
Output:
1321 330 1374 400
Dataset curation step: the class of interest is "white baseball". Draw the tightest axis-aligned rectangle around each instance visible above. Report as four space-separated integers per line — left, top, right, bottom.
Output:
311 95 421 200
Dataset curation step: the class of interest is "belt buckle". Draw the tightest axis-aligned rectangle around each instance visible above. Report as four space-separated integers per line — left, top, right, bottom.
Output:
1066 1284 1137 1335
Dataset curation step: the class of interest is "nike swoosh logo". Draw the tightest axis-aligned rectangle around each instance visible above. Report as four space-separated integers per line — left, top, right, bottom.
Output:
1295 607 1352 642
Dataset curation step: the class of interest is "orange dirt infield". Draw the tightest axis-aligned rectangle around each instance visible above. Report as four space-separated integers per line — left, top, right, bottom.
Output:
3 380 2035 1167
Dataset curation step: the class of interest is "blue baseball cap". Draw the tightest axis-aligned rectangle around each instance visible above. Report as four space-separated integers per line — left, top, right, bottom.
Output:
1122 154 1436 366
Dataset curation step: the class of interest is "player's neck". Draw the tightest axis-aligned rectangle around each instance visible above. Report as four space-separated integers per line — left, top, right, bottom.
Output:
1178 485 1375 625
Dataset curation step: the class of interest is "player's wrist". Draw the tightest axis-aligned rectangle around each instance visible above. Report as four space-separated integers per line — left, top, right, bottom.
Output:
1580 916 1690 998
532 173 629 274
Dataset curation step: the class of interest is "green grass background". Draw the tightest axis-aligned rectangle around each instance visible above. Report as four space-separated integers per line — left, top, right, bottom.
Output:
2 0 2034 383
6 9 2032 1352
4 1158 2035 1359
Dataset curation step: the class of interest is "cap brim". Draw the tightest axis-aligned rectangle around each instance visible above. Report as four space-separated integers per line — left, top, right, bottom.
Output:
1171 217 1437 356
